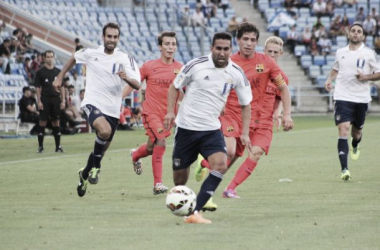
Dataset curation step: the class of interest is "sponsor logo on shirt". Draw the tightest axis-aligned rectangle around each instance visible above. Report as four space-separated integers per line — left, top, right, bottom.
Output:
255 64 264 73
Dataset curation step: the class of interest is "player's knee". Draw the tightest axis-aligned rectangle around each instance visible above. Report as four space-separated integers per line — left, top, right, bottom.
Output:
97 128 111 140
211 160 227 174
248 150 263 162
226 151 235 161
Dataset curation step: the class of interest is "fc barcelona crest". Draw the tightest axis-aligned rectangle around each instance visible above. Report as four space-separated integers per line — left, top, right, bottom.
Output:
227 126 234 132
256 64 264 73
174 69 180 75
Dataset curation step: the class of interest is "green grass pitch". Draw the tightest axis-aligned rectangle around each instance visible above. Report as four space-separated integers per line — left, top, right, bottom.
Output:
0 115 379 250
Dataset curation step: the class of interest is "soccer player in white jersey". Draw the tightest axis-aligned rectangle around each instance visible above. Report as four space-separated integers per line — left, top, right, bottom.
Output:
53 23 141 196
164 32 252 224
325 23 380 181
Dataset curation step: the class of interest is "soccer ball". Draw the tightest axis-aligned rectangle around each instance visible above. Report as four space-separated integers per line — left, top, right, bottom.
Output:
166 185 197 216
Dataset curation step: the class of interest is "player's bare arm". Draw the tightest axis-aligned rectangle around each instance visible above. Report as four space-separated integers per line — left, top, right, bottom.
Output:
36 87 43 110
240 104 251 151
325 69 338 91
122 85 134 99
277 84 294 131
52 56 76 91
356 71 380 81
164 83 178 130
273 99 282 131
60 85 66 110
117 71 140 90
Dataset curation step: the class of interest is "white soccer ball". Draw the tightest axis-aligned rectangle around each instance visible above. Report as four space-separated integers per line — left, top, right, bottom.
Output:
166 185 197 216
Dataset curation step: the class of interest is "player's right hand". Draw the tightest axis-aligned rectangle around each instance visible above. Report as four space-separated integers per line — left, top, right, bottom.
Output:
52 77 62 93
38 102 43 111
325 79 333 92
164 112 176 130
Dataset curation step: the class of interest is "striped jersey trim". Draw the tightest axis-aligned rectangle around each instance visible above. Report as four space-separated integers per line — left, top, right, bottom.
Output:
183 56 209 74
128 55 136 70
232 64 250 86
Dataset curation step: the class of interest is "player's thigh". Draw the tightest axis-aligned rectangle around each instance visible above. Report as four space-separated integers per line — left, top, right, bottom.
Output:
50 97 61 121
142 114 170 143
172 127 201 171
200 129 227 162
39 96 50 121
220 114 241 138
352 103 368 130
249 127 273 155
334 100 355 126
224 136 237 158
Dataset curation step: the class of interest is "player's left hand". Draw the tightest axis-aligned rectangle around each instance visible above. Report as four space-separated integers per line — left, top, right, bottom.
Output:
282 114 294 131
60 101 66 110
355 70 367 81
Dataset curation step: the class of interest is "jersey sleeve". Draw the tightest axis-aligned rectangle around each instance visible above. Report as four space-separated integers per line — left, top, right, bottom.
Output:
269 59 286 87
332 52 339 71
276 71 289 100
124 55 141 83
139 62 148 81
74 48 89 64
369 50 380 73
234 69 252 106
173 64 192 89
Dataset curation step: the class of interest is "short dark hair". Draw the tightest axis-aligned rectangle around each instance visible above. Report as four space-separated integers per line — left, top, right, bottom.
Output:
102 22 120 37
349 22 364 33
75 38 80 43
157 31 177 46
212 32 232 46
44 50 55 57
22 86 30 93
236 22 260 40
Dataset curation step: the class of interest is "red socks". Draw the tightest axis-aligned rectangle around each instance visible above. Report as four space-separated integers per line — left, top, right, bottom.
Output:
132 143 150 162
152 145 165 185
227 157 257 190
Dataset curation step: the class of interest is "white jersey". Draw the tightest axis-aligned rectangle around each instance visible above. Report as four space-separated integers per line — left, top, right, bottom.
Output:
75 46 140 118
173 54 252 131
333 43 380 103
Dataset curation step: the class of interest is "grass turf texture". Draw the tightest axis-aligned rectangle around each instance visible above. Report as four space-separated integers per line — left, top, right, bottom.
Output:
0 115 379 250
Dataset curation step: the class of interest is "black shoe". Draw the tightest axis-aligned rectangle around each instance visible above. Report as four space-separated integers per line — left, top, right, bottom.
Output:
88 167 101 184
77 169 88 197
55 146 64 153
37 147 44 153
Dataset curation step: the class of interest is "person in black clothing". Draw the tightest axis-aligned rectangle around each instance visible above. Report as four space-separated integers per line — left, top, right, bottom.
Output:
0 38 11 74
35 50 65 153
18 86 39 135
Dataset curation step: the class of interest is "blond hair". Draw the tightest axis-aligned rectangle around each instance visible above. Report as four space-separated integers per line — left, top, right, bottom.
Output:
264 36 284 51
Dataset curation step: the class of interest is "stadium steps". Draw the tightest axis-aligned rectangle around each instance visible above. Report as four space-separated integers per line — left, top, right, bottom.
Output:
229 0 328 113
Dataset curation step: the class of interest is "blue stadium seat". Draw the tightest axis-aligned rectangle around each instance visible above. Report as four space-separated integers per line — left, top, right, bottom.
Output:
301 55 312 69
309 65 321 80
313 55 326 66
294 45 307 57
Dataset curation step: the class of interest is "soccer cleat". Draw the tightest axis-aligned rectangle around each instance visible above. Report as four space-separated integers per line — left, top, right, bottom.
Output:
341 169 351 181
130 149 143 175
77 168 88 197
184 212 212 224
88 168 100 185
194 154 209 182
153 183 168 195
37 147 44 153
55 146 64 153
350 139 360 161
222 189 241 199
201 197 217 212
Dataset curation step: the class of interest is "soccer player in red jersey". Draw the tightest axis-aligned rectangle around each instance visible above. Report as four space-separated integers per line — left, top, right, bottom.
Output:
125 31 183 195
195 23 294 199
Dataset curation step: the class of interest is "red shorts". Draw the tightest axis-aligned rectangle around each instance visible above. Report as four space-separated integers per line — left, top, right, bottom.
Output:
235 139 245 157
142 114 171 143
249 127 273 155
220 115 242 138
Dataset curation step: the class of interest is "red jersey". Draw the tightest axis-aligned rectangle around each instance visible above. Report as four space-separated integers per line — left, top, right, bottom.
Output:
228 52 286 127
140 59 183 119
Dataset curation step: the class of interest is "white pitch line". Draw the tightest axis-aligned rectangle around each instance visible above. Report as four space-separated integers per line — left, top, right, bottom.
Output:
1 122 379 166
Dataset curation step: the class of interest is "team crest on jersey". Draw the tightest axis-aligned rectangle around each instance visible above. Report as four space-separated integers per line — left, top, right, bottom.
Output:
174 69 180 75
227 126 234 132
157 127 164 133
256 64 264 73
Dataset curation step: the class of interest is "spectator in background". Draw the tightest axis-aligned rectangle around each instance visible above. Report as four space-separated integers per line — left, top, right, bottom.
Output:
355 7 366 24
228 16 239 38
309 38 320 55
192 7 206 26
318 34 332 55
341 14 350 35
363 14 377 36
312 0 327 17
23 57 33 84
204 0 217 20
20 27 33 53
334 0 344 8
0 18 5 32
302 26 312 47
179 6 191 27
0 38 11 74
325 0 335 17
10 37 23 63
329 15 344 38
287 25 299 53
